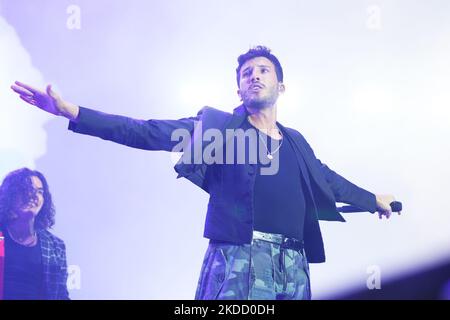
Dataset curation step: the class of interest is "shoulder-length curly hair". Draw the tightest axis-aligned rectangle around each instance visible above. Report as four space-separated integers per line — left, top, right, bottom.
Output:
0 168 55 230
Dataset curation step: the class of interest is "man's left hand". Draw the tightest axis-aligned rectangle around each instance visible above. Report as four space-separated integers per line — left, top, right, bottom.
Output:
375 194 397 220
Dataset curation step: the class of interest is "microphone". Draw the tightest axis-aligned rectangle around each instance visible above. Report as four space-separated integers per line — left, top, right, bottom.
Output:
337 201 402 213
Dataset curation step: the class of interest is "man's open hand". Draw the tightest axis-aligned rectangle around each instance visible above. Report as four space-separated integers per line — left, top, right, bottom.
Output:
11 81 79 121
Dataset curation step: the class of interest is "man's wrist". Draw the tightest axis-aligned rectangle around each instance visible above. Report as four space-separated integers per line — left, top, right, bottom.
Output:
61 102 80 122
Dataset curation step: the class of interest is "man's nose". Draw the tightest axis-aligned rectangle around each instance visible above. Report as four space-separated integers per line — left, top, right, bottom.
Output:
250 72 260 82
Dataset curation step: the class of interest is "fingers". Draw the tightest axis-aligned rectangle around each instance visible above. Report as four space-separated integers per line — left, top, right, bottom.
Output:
11 84 34 97
378 210 392 220
19 95 36 106
46 84 53 97
14 81 41 94
46 84 60 100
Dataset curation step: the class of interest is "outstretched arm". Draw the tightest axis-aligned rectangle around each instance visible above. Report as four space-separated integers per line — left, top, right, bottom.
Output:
69 106 198 151
11 81 199 152
319 161 396 219
295 130 397 220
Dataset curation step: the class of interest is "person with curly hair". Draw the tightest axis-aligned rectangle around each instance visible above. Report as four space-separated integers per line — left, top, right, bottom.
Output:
0 168 69 300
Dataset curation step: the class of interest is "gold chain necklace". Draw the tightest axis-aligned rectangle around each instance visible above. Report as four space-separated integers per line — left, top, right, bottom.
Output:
247 116 283 160
257 129 283 160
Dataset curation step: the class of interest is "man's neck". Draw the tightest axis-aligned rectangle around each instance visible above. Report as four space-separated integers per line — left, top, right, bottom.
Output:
246 104 281 138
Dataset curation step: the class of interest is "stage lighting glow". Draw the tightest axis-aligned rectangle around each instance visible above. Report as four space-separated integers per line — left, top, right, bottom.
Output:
0 17 51 178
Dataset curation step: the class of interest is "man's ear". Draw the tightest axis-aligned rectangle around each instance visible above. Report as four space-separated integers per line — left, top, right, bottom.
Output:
278 83 286 93
237 89 243 101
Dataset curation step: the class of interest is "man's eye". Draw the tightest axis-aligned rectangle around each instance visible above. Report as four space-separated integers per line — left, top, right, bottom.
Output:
261 68 269 73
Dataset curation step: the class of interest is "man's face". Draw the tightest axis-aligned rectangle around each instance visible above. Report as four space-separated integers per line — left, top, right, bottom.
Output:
16 175 45 217
237 56 285 109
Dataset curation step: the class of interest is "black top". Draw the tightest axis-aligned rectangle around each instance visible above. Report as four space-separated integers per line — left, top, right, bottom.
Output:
242 118 306 240
3 230 44 300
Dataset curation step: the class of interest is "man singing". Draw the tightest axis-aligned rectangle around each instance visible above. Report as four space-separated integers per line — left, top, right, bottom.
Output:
11 46 396 300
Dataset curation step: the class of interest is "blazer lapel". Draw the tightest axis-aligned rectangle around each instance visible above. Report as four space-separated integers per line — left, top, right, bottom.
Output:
174 105 247 190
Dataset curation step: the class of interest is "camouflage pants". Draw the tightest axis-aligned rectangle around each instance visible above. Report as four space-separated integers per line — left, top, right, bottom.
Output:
195 235 311 300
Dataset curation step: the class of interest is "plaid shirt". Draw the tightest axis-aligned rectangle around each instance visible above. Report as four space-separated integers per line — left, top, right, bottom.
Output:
37 229 69 300
1 227 69 300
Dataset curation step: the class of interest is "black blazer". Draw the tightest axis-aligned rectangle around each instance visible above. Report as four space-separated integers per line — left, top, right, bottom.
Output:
69 105 377 263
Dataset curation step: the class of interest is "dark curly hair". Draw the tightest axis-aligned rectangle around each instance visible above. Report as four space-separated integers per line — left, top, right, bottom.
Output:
0 168 55 230
236 45 284 87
